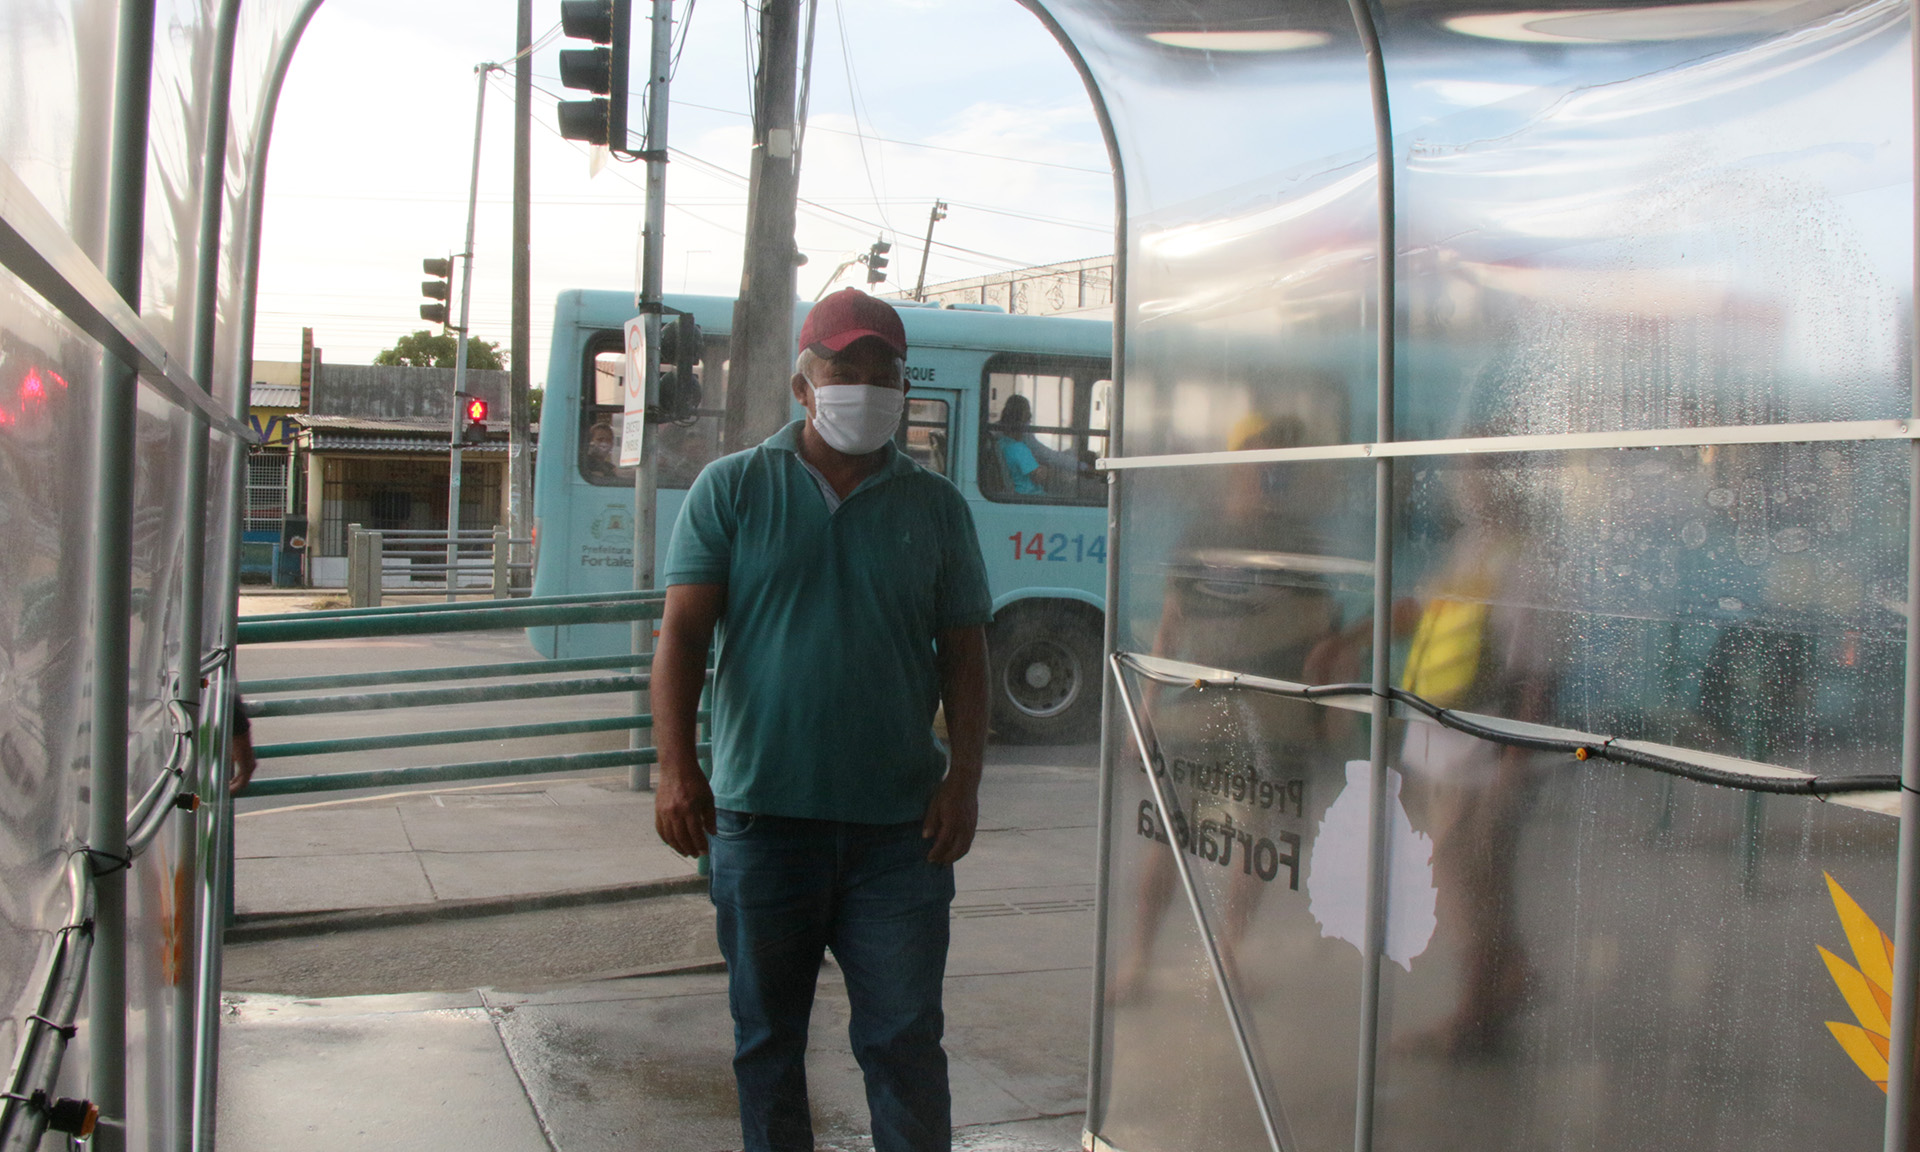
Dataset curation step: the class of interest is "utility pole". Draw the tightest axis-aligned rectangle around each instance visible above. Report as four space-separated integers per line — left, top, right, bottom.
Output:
912 199 947 301
630 0 672 790
510 0 533 592
724 0 804 452
448 63 493 601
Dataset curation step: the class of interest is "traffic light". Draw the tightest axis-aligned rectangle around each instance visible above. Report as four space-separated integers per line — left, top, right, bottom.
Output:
461 395 489 445
556 0 632 150
421 257 452 327
865 239 892 285
654 312 703 422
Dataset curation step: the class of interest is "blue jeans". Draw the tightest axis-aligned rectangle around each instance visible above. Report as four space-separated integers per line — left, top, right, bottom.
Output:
708 810 955 1152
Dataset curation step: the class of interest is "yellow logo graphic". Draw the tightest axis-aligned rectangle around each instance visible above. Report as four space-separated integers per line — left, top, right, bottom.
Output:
1820 872 1895 1092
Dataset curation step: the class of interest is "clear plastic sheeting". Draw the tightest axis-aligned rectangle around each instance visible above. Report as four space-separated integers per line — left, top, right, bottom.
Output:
1393 442 1910 780
0 267 105 1102
1374 737 1895 1149
0 0 316 1147
1040 0 1913 456
1034 0 1916 1147
1097 694 1370 1152
1113 462 1375 669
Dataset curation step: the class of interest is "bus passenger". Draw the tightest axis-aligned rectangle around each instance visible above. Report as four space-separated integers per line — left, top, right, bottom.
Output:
993 394 1086 495
581 418 628 483
651 288 992 1152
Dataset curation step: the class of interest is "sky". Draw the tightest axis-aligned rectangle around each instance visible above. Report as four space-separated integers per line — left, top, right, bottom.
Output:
255 0 1116 387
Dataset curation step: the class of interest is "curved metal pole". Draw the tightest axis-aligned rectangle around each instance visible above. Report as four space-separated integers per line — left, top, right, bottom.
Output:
193 5 328 1147
91 2 159 1146
1883 0 1920 1141
170 2 244 1147
1340 1 1396 1150
1010 6 1129 1139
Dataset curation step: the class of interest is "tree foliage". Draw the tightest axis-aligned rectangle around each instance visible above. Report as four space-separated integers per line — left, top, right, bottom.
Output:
373 330 506 371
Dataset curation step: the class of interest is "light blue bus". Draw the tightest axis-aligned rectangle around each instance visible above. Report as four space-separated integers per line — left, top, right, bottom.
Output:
530 290 1114 742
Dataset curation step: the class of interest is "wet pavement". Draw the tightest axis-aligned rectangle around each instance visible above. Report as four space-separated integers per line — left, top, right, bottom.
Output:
216 753 1101 1151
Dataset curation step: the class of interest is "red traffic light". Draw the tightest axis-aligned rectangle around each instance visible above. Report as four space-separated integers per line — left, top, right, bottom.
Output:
465 397 489 423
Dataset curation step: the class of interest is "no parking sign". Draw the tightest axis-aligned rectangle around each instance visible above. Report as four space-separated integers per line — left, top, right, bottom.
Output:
619 315 647 468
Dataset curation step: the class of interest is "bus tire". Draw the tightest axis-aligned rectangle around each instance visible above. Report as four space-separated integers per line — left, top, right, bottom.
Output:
988 606 1102 744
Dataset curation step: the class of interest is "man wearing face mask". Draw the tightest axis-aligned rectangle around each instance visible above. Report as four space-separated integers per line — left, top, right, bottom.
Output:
651 288 992 1152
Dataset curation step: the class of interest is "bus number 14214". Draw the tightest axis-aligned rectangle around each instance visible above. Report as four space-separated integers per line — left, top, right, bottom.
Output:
1009 531 1106 564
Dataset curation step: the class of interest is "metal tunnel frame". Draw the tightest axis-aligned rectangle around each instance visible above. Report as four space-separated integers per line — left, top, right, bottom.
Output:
2 0 1918 1149
1039 1 1920 1151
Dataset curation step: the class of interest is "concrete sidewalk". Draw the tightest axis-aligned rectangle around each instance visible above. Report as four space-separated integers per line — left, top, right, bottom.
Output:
234 773 696 918
217 753 1103 1152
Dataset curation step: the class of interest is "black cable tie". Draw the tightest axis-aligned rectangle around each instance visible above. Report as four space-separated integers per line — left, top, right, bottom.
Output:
26 1014 75 1040
83 848 132 876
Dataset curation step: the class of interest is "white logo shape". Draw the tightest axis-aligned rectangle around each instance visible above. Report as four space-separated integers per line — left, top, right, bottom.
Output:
1306 760 1437 971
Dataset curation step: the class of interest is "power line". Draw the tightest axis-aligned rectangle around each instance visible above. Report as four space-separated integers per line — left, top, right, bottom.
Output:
672 98 1109 174
522 87 1111 176
669 0 698 78
512 72 1031 272
831 0 892 236
942 200 1112 234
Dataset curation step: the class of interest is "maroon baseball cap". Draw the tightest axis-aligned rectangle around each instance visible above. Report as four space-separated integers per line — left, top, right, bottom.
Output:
799 288 907 357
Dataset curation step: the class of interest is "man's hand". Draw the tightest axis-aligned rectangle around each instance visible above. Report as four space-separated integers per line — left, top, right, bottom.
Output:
928 624 988 865
922 770 980 866
655 761 716 858
653 582 725 857
228 730 257 796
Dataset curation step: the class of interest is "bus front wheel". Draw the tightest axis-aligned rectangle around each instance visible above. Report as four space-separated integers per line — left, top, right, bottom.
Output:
988 607 1102 744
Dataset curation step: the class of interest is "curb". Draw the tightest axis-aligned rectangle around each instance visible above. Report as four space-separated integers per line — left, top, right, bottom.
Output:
226 873 710 943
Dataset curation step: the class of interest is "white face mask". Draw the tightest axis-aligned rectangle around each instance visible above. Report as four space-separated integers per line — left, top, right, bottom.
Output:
810 384 904 455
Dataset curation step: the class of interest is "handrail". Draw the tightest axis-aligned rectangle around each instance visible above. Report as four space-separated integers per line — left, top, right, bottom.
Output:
253 710 705 760
1114 651 1902 797
0 855 99 1151
239 586 661 624
241 651 653 694
236 593 664 643
123 699 198 856
238 744 708 798
246 673 650 718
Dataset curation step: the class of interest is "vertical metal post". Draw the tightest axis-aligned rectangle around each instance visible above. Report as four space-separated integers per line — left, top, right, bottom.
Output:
90 3 157 1146
171 2 243 1144
1012 4 1130 1135
1881 0 1920 1142
448 64 491 601
1344 1 1397 1150
193 8 326 1147
510 0 534 592
493 525 510 598
630 0 673 791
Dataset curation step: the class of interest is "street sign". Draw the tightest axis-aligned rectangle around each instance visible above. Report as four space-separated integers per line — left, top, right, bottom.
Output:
620 315 647 467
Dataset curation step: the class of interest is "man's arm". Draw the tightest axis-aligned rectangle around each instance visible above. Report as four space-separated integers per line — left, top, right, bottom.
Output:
924 625 988 865
654 582 725 857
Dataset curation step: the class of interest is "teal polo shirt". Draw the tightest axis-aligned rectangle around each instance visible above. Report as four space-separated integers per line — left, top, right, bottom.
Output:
662 420 993 824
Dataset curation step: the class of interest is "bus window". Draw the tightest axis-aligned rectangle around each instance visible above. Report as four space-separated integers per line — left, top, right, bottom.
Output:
979 353 1109 506
578 330 730 489
902 397 950 476
580 345 636 486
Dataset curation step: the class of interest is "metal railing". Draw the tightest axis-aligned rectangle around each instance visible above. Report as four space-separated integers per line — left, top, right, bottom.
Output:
233 590 696 794
344 525 532 605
